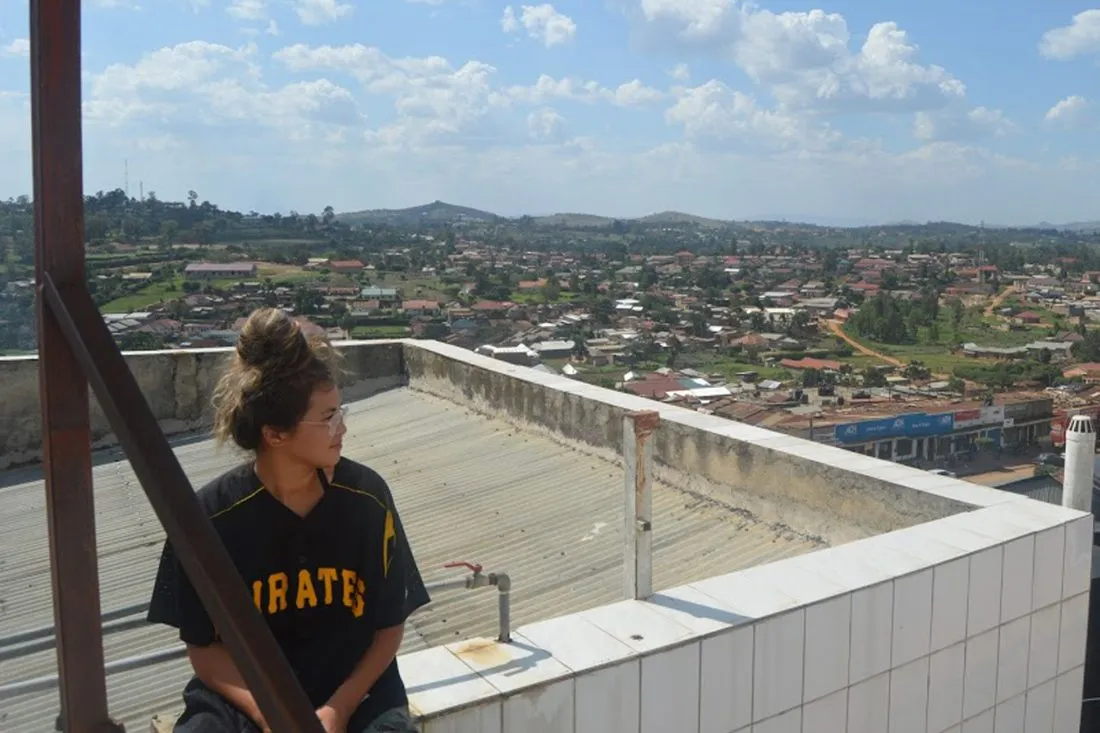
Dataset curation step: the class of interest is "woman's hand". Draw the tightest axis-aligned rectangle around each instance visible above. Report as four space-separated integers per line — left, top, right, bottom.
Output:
316 703 348 733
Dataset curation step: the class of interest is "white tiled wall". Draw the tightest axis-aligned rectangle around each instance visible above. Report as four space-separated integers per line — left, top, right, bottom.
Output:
401 503 1092 733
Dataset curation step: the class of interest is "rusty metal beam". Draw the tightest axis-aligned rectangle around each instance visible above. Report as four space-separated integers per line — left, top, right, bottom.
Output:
29 2 119 732
39 277 325 733
30 1 322 731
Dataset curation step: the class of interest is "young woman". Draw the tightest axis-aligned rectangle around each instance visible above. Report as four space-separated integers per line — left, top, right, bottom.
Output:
148 307 430 733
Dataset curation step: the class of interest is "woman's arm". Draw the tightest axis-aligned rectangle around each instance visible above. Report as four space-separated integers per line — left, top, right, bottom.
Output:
186 643 270 732
323 624 405 720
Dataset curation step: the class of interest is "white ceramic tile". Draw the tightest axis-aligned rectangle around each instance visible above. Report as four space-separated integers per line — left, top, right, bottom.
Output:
803 594 851 702
1057 593 1089 674
929 521 1004 555
575 662 640 733
928 643 966 733
502 679 574 733
402 646 502 717
1000 535 1035 623
700 625 753 733
641 642 700 733
1028 604 1061 687
963 628 1000 720
447 637 573 695
1032 526 1066 610
850 581 894 684
883 524 967 566
888 656 929 733
932 556 970 652
801 688 846 733
1024 678 1055 733
765 559 848 606
893 569 933 666
1062 517 1092 599
790 542 895 590
753 609 805 721
847 672 889 733
752 707 801 733
581 599 695 654
645 583 748 635
421 701 502 733
968 547 1004 636
517 614 636 673
1052 666 1084 733
996 615 1030 704
993 694 1025 733
961 709 994 733
968 503 1066 539
691 567 801 619
943 728 961 733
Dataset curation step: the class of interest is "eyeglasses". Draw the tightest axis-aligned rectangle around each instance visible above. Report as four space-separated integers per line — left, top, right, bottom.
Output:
300 406 348 438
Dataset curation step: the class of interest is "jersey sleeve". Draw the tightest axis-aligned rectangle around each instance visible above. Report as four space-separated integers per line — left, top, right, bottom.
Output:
146 540 218 646
375 489 431 629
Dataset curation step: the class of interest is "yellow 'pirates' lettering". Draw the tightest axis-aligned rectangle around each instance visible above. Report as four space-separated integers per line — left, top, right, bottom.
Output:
268 572 289 614
382 511 395 578
296 569 318 609
318 567 338 604
251 568 365 618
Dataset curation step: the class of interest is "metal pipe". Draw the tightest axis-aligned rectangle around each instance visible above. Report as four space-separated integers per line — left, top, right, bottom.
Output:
0 646 187 701
423 578 472 593
492 573 511 643
1 613 152 662
0 602 149 649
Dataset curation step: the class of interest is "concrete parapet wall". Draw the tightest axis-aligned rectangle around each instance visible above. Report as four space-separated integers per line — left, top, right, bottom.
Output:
400 501 1092 733
0 341 403 471
402 340 1023 543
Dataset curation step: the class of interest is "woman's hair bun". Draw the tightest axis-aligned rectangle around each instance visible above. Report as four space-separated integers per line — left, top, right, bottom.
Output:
235 307 312 376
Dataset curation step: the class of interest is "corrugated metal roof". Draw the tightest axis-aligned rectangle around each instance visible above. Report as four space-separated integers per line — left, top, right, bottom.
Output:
0 387 822 731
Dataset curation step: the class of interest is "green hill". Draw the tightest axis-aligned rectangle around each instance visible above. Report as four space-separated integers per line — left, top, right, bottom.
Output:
336 200 500 227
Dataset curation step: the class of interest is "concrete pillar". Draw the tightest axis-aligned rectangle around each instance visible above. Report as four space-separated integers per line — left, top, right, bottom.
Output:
623 410 659 600
1063 414 1096 514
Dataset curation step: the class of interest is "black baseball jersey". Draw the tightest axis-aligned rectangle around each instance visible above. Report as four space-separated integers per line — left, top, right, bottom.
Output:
147 457 430 721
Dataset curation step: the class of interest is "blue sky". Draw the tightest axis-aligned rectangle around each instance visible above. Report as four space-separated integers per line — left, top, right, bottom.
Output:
0 0 1098 225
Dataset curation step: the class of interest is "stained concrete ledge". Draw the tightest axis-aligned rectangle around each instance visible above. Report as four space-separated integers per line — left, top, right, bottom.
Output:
402 340 1022 544
0 341 404 471
1 338 1022 544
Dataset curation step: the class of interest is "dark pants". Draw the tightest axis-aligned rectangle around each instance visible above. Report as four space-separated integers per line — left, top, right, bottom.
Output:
174 678 419 733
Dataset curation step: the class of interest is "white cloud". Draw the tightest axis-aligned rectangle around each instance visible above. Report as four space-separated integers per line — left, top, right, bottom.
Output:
84 41 363 139
2 38 29 58
665 79 842 152
501 4 576 47
610 79 665 106
228 0 266 20
502 74 662 107
293 0 353 26
640 3 965 114
914 107 1017 142
1045 95 1095 129
1039 10 1100 61
527 107 565 140
668 63 690 81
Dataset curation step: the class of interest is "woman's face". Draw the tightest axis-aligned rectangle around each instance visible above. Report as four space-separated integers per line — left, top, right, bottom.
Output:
279 384 347 469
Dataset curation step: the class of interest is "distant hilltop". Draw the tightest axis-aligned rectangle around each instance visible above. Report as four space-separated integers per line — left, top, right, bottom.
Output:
335 199 1100 233
335 200 733 229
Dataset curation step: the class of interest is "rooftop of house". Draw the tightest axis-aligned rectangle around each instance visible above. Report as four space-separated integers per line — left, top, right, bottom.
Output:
0 340 1090 732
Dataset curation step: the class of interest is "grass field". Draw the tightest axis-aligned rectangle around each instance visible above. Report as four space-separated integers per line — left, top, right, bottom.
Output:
350 325 409 339
101 275 245 312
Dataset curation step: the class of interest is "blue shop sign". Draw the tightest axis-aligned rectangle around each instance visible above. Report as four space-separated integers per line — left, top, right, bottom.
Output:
834 412 955 444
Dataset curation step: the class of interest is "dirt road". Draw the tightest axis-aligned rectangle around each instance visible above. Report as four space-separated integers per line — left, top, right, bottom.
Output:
984 287 1011 317
826 320 905 367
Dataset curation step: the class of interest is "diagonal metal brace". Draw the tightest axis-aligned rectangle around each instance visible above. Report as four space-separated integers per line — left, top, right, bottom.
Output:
39 275 324 733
